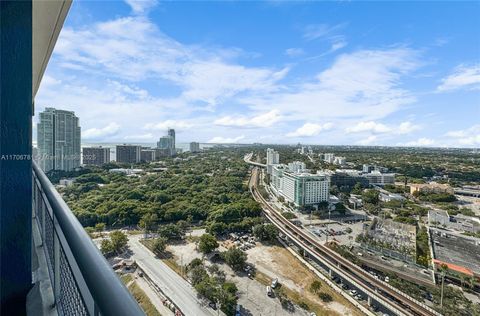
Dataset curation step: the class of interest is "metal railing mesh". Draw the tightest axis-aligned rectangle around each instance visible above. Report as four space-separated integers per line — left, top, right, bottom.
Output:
33 173 89 316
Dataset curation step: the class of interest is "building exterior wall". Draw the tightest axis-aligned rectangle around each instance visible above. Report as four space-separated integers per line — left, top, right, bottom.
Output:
190 142 200 153
83 147 110 166
271 164 329 207
266 148 279 175
37 107 81 172
140 149 156 162
116 145 141 163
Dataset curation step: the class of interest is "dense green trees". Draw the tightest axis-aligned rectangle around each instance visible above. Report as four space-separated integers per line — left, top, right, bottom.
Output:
152 237 168 255
60 150 263 237
100 230 128 255
188 260 238 315
198 234 219 254
252 224 278 242
222 247 247 271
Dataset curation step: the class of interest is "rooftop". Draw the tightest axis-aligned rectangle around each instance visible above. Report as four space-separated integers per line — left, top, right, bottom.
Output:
431 229 480 276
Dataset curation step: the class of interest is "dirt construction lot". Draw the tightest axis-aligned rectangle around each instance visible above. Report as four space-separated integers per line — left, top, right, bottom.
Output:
245 244 362 316
167 236 362 316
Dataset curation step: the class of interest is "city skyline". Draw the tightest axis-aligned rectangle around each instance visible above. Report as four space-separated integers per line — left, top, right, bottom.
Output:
34 0 480 147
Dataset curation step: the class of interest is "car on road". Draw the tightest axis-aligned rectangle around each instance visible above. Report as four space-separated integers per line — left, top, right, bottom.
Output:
208 302 217 310
350 289 357 296
384 276 390 283
342 284 349 290
355 294 363 301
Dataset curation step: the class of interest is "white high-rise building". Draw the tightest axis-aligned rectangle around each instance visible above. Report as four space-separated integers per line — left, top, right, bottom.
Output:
271 164 329 207
288 161 306 173
37 107 81 172
266 148 279 174
324 153 335 164
333 156 346 165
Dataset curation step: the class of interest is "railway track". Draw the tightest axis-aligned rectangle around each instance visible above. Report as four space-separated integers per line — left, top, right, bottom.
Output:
248 167 441 316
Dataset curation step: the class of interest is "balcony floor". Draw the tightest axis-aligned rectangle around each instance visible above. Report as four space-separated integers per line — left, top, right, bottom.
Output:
26 215 57 316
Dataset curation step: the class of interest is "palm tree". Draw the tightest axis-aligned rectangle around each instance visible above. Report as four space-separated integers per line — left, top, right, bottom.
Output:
467 276 476 290
460 274 466 289
439 263 449 308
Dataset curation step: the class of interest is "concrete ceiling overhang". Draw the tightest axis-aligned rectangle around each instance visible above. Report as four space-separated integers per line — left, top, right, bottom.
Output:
32 0 72 99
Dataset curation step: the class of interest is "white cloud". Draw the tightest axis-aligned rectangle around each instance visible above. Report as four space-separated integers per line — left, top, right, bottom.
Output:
346 120 420 135
241 48 419 122
124 133 155 140
53 16 288 108
285 48 304 57
445 125 480 146
208 135 245 144
401 138 435 147
214 110 282 128
124 0 158 14
398 121 421 134
303 23 347 41
144 120 193 131
330 39 347 52
286 122 333 137
346 121 391 134
357 135 377 145
83 122 120 139
437 64 480 92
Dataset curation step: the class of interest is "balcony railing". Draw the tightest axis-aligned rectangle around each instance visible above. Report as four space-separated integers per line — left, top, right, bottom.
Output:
32 161 144 316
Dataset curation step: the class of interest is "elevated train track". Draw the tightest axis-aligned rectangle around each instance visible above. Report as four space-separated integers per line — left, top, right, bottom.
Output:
248 167 441 316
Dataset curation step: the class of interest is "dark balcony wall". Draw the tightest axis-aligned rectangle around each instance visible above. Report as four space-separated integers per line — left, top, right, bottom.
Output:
0 1 33 314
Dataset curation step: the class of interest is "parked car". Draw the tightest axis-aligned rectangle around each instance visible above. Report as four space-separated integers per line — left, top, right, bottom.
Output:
350 289 357 296
271 278 278 289
266 286 273 297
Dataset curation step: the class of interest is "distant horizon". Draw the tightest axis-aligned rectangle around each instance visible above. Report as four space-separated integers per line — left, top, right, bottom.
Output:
32 140 480 151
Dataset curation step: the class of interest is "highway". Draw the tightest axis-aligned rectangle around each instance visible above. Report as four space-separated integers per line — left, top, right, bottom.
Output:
128 235 217 316
247 167 442 316
244 153 266 168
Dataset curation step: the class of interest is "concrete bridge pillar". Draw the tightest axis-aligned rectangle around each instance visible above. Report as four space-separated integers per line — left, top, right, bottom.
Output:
367 296 372 306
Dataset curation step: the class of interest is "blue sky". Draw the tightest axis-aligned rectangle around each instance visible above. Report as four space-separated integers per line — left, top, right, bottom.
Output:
35 0 480 147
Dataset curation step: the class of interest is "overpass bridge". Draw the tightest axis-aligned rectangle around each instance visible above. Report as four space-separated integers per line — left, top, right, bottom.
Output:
244 153 266 168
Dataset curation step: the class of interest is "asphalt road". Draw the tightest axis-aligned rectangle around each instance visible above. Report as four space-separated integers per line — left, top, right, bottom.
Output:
128 235 218 316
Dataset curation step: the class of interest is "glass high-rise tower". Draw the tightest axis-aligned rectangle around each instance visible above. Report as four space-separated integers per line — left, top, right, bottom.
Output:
37 107 81 172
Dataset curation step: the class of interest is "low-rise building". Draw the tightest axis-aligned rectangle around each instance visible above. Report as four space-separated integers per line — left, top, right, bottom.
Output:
326 169 369 191
410 182 454 195
363 171 395 186
59 178 75 187
379 192 406 202
428 209 450 226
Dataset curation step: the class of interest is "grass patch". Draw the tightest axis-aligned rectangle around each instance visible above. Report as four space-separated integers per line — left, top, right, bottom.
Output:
128 282 161 316
162 258 184 277
120 273 133 285
140 239 185 278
